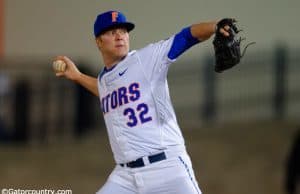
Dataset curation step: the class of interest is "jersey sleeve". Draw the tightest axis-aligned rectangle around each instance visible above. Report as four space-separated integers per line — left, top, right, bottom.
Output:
136 26 200 81
136 36 175 81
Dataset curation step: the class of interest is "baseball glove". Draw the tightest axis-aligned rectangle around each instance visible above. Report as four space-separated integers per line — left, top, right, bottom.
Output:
213 18 254 73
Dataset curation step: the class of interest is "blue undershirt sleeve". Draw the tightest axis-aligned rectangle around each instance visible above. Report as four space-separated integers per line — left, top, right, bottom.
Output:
167 27 200 60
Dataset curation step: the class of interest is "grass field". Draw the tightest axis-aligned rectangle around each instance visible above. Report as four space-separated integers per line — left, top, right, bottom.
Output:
0 120 299 194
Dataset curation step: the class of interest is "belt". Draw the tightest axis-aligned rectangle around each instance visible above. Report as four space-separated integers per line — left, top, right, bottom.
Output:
120 152 166 168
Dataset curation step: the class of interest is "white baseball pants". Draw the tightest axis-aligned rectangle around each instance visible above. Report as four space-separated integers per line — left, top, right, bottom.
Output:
96 152 202 194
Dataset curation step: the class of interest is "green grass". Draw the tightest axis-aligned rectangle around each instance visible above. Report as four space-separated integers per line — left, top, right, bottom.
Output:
0 120 298 194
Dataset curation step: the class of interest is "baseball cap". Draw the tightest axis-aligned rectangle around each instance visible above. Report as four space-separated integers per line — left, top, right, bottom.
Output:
94 10 135 37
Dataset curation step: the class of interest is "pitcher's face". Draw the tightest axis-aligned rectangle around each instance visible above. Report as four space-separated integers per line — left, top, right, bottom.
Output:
96 27 130 60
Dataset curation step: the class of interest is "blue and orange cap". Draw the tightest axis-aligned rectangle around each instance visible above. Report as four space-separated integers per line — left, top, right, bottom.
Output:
94 10 135 37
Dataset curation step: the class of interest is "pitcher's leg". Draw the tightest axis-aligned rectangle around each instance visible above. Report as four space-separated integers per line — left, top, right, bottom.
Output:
170 175 202 194
96 165 137 194
142 154 202 194
96 180 137 194
176 155 202 194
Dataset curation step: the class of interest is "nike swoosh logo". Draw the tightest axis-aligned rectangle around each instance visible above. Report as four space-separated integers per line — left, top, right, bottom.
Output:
119 68 128 76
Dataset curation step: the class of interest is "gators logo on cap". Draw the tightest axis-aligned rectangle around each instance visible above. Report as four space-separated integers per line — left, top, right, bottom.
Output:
111 11 118 22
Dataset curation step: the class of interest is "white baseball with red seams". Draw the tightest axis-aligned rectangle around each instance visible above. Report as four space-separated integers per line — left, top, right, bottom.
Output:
53 60 66 72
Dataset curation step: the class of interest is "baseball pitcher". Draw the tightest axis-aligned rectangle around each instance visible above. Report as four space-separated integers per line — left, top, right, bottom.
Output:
53 10 238 194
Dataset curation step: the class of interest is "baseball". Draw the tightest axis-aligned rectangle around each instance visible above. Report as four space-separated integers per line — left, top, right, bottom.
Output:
53 60 67 72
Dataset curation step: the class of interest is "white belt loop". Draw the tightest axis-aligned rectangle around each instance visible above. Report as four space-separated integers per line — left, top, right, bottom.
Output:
142 155 150 166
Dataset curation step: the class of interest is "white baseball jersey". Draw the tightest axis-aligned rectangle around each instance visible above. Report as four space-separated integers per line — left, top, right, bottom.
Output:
97 35 187 164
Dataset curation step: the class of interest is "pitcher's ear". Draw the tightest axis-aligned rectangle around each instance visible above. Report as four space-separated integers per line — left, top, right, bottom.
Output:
95 37 103 50
95 37 100 45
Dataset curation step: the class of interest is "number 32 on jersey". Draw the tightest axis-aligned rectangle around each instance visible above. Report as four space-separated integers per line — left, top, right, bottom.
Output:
124 103 152 127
